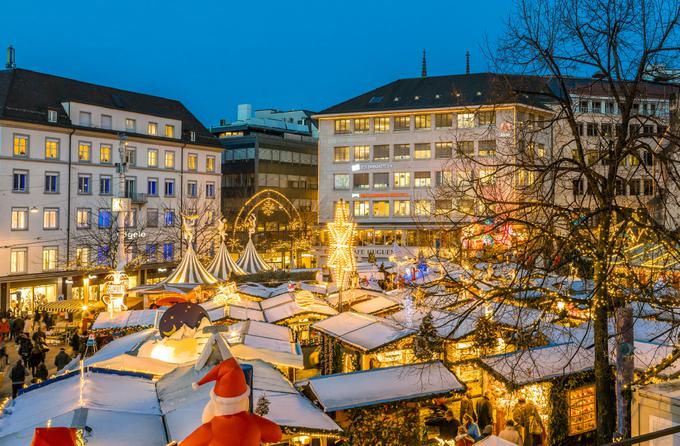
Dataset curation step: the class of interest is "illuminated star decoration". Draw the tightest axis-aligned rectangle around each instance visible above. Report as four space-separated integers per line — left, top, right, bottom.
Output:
326 200 356 290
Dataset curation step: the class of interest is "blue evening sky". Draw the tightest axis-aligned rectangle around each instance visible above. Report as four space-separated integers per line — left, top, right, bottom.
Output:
0 0 514 126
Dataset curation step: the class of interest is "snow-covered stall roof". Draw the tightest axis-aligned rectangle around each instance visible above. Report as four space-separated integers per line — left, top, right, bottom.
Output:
312 312 413 352
91 309 163 330
302 361 464 412
159 360 341 441
224 320 303 369
0 371 165 446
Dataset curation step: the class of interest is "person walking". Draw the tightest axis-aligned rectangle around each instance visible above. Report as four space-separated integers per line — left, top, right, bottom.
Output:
10 360 26 398
512 397 543 446
459 392 476 424
54 348 72 371
463 413 481 441
499 420 523 445
476 391 494 434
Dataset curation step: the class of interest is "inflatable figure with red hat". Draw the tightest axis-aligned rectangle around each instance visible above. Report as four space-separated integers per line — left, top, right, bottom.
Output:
181 354 282 446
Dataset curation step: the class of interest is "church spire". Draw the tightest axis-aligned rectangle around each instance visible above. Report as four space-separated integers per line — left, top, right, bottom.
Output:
421 49 427 78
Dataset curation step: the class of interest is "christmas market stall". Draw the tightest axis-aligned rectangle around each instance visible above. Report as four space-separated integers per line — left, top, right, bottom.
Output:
298 361 465 446
159 359 342 445
0 369 166 445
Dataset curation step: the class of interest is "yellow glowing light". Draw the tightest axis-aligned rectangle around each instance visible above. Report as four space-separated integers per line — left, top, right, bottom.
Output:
326 200 356 289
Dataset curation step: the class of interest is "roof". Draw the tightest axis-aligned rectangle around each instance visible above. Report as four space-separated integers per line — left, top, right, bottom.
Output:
0 68 220 148
302 361 465 411
317 73 555 115
312 312 414 352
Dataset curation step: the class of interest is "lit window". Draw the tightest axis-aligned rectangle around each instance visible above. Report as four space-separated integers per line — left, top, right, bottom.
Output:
100 144 111 163
147 149 158 167
165 151 175 168
414 143 431 159
11 208 28 230
435 113 453 128
478 111 496 126
42 247 58 271
415 114 431 130
164 125 175 138
568 385 596 435
148 122 158 135
334 146 350 162
45 139 59 159
414 172 431 188
354 118 369 133
415 200 431 216
188 153 198 170
354 146 370 161
10 248 27 273
43 208 59 229
394 172 411 188
435 142 453 159
13 135 28 157
373 201 389 217
353 201 369 217
78 142 91 162
126 118 136 131
394 200 411 216
76 208 90 228
334 174 350 190
457 113 475 128
206 156 215 172
394 116 411 131
76 247 90 267
394 144 410 160
374 117 390 132
334 119 350 134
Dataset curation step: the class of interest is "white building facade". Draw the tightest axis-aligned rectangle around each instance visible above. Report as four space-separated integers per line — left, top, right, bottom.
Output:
0 68 222 312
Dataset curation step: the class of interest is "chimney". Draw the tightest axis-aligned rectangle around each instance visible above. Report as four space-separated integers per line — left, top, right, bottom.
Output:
6 45 15 69
237 104 252 121
465 51 470 75
421 50 427 78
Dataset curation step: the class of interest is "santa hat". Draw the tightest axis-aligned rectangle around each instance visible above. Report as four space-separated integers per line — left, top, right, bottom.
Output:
192 355 250 417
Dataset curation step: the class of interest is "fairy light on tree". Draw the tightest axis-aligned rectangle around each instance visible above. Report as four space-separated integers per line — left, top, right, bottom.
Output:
326 199 356 310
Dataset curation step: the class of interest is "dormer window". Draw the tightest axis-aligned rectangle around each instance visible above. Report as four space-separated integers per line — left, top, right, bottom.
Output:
190 131 196 142
47 110 58 123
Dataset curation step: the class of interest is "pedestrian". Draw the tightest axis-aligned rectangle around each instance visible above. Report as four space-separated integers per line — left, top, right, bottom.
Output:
34 361 48 382
10 360 26 398
481 424 494 438
28 343 44 376
512 397 543 446
459 392 476 423
454 425 475 446
463 413 481 441
54 347 72 371
475 391 494 433
499 420 523 445
426 409 460 441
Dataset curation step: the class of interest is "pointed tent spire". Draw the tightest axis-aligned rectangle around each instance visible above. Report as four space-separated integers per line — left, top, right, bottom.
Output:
421 49 427 78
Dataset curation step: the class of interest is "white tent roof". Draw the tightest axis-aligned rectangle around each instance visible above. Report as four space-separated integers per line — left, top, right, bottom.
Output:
207 241 245 279
91 310 162 330
313 312 413 352
0 371 165 445
303 361 464 412
236 237 273 274
159 360 341 442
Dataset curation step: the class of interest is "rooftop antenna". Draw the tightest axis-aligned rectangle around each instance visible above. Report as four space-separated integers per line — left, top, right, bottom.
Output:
465 51 470 75
421 49 427 78
6 45 15 69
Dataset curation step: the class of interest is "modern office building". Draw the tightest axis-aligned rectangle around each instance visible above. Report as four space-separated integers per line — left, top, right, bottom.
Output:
0 66 222 312
315 73 677 263
212 105 318 267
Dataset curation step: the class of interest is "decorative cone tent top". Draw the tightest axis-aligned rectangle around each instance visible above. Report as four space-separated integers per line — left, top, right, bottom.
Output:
236 215 273 274
208 219 246 278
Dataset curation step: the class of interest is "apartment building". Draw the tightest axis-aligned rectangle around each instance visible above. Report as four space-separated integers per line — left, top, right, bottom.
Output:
212 104 318 267
315 73 677 263
0 68 222 312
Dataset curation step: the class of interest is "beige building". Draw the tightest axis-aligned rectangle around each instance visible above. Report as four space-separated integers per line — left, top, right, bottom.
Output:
0 68 222 312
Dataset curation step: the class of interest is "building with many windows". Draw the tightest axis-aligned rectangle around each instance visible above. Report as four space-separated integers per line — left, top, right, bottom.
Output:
315 73 677 263
0 67 222 312
212 104 318 268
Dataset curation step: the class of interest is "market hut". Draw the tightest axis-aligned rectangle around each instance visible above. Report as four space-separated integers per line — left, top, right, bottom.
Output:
299 361 465 446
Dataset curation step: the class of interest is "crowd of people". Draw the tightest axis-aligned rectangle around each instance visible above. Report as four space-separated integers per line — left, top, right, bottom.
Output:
427 392 545 446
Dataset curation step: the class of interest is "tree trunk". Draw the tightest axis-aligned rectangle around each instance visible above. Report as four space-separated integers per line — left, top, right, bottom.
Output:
594 263 616 444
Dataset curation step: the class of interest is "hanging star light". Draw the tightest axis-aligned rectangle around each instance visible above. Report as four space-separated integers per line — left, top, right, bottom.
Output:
326 200 356 290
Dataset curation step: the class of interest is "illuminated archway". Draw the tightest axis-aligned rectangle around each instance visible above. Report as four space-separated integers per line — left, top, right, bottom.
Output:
233 188 303 236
